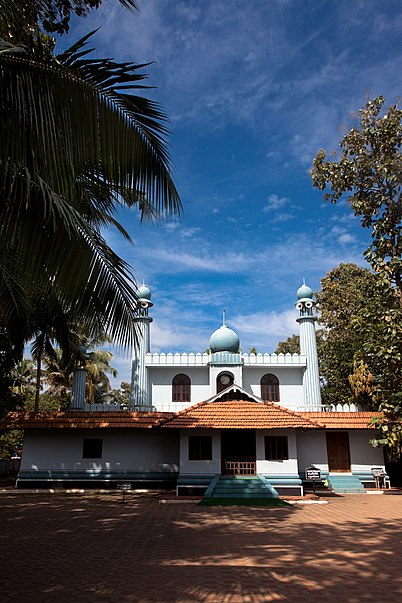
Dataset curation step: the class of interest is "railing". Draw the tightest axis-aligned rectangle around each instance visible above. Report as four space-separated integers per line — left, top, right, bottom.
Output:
287 403 370 412
223 456 256 475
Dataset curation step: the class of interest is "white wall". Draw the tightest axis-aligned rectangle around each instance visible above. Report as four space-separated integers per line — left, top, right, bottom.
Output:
21 429 179 473
149 366 210 411
243 367 304 408
256 429 299 475
148 364 305 411
179 429 221 474
296 430 385 473
349 431 385 471
296 431 329 472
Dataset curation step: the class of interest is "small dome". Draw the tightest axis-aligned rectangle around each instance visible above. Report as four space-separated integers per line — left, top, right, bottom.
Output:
137 284 151 300
297 283 313 300
209 325 240 353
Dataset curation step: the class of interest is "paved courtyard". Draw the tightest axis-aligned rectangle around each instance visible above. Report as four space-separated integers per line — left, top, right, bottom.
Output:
1 492 402 602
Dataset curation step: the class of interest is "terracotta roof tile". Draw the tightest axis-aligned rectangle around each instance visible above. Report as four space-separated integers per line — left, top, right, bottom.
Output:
159 399 321 429
0 411 174 430
299 412 382 429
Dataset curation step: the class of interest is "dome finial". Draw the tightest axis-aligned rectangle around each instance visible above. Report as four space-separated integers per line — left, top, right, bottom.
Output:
209 311 240 353
297 280 313 300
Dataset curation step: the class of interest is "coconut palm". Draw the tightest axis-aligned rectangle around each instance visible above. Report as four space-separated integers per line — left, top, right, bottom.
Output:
0 2 181 358
43 332 118 405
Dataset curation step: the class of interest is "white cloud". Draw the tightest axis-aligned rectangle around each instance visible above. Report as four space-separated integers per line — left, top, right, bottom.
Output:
338 233 357 245
270 213 295 224
263 194 290 212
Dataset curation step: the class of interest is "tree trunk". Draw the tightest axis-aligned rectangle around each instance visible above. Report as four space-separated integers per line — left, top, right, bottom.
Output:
34 346 42 413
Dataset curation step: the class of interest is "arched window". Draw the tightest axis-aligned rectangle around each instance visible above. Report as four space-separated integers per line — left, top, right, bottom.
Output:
216 372 234 393
260 374 280 402
172 374 191 402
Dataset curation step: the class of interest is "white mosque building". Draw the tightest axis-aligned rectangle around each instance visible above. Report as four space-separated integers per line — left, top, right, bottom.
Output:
5 283 388 495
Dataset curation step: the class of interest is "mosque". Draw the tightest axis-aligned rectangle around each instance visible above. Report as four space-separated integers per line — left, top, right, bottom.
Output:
6 283 388 495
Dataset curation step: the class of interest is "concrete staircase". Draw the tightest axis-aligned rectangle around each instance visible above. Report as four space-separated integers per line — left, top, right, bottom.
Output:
328 474 365 494
206 475 278 499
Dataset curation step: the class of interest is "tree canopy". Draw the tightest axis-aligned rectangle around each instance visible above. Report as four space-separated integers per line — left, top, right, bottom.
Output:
311 97 402 451
316 263 378 408
0 1 181 388
311 96 402 302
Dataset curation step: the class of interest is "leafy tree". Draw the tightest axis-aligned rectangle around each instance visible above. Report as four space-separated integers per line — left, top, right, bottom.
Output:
311 97 402 449
316 264 379 407
248 347 258 355
108 381 131 408
0 1 181 373
43 330 118 404
0 325 23 416
311 96 402 302
274 335 299 355
10 359 36 397
0 430 24 459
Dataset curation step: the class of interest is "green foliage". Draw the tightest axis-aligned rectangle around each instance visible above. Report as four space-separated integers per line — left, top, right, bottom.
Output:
0 430 23 458
108 381 131 408
311 96 402 299
274 335 299 355
316 263 379 407
0 325 23 416
0 2 181 369
0 1 138 39
312 97 402 450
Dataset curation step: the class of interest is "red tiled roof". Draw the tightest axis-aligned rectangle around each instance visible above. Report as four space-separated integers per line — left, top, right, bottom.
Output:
299 412 382 429
0 411 174 430
0 409 382 431
159 399 322 429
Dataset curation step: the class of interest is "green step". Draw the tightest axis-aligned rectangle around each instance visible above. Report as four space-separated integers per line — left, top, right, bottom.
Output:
210 476 278 499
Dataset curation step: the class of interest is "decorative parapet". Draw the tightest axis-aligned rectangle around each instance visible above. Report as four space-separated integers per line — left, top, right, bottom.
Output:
243 353 306 366
288 403 369 413
145 353 210 366
83 403 157 412
145 352 306 367
209 352 243 365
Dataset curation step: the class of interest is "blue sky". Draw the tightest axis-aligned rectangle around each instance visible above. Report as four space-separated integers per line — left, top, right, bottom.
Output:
64 0 401 383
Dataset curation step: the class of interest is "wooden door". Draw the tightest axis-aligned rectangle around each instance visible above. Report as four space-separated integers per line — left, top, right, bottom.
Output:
326 432 351 472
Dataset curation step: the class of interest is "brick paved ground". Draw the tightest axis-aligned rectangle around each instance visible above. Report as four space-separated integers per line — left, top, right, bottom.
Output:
1 493 402 602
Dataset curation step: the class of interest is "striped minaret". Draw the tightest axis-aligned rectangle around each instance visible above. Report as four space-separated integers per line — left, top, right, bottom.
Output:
295 280 321 408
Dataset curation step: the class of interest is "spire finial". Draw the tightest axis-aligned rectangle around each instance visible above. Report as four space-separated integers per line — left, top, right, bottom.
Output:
303 277 306 285
222 309 226 326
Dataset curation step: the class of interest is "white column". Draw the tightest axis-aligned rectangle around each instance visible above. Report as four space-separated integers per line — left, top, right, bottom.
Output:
71 369 86 410
297 315 321 407
131 316 153 409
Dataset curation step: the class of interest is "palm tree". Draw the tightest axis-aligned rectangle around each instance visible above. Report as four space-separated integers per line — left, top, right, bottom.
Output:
10 358 36 397
43 331 118 405
0 2 181 360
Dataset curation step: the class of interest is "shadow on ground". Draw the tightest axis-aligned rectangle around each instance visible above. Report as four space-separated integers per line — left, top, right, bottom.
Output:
0 494 401 602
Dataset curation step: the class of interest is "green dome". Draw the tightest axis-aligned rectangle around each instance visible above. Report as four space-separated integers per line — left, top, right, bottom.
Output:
137 284 151 300
297 283 313 300
209 325 240 353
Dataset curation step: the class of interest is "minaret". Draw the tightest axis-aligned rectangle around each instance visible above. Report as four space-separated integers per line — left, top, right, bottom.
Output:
130 284 153 410
295 281 321 408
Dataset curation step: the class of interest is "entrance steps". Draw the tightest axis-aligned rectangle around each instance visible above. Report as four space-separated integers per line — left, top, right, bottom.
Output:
328 474 365 494
206 475 278 499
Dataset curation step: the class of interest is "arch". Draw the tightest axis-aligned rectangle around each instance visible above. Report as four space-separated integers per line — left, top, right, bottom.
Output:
216 372 234 393
260 373 280 402
172 373 191 402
